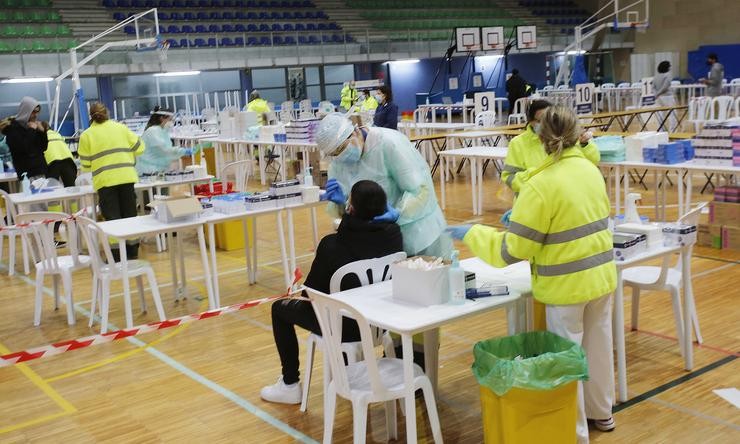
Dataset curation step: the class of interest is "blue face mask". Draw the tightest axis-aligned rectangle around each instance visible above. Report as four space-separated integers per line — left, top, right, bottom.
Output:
533 122 542 135
337 143 362 164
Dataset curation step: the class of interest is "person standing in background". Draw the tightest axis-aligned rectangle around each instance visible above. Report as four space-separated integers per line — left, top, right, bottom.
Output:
339 80 357 112
372 85 399 130
78 102 145 261
358 91 378 112
653 61 678 132
506 69 528 114
0 96 47 181
136 106 194 176
699 53 724 97
245 90 271 126
42 121 77 187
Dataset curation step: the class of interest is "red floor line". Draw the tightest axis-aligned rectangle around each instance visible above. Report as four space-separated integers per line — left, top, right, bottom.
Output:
633 328 740 358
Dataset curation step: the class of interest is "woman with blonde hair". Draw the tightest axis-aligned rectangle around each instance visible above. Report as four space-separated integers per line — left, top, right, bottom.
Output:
448 105 617 442
78 102 145 260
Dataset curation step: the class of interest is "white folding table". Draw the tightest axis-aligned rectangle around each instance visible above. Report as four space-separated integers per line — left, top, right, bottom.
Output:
322 258 530 442
9 185 97 218
439 146 508 215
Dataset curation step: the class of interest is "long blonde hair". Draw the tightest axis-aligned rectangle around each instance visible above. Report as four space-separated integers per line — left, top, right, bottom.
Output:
538 105 580 160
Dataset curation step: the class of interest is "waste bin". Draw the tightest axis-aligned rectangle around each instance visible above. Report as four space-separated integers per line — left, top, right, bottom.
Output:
472 331 588 444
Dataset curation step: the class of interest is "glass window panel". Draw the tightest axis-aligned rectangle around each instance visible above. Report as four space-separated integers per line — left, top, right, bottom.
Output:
323 64 354 84
324 84 343 102
258 87 287 105
306 85 321 102
252 68 286 89
201 70 240 91
305 66 320 85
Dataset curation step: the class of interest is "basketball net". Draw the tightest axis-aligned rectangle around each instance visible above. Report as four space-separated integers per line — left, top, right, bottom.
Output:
158 38 169 62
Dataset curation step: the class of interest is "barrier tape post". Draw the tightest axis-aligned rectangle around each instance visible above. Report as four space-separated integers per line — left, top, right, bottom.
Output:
0 268 303 368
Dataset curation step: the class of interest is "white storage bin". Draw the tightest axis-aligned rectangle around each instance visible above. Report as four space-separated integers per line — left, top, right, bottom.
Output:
391 257 450 306
662 224 697 247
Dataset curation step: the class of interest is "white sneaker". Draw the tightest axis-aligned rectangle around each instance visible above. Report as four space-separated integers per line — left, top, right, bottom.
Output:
260 376 301 404
592 417 616 432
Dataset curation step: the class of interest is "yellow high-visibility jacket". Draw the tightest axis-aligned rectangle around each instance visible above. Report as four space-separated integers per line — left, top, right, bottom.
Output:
502 125 601 194
340 84 357 110
464 147 616 305
44 130 73 164
246 98 271 125
360 95 378 112
78 120 145 191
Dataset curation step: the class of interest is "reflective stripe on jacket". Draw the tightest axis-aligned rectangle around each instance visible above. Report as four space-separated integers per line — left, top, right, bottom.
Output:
78 120 145 191
464 147 616 305
340 85 357 110
501 125 601 194
44 130 73 164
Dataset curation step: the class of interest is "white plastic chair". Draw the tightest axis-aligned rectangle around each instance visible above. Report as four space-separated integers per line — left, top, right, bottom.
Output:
279 100 295 122
0 189 31 276
623 202 707 357
507 98 528 124
475 110 496 128
76 216 165 333
300 251 406 413
734 96 740 118
731 78 740 97
306 286 442 444
687 96 711 132
15 212 91 326
707 95 734 122
220 160 252 193
299 99 314 118
316 100 336 118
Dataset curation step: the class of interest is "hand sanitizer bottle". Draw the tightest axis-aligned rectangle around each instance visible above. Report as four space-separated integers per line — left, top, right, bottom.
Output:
303 166 313 187
21 172 31 195
448 250 465 304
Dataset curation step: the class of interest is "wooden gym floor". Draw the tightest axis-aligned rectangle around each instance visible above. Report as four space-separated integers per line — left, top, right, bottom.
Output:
0 168 738 443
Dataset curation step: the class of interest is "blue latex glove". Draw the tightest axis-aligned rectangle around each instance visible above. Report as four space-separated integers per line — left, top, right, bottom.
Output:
182 148 195 156
446 224 473 241
500 209 512 228
372 204 400 223
321 178 346 205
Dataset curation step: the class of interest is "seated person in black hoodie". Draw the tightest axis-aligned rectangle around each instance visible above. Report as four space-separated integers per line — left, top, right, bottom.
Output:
261 180 403 404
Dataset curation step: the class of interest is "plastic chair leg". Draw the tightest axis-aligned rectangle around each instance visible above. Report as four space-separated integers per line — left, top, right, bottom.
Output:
61 272 75 325
670 287 686 357
100 278 111 333
384 399 398 441
691 304 703 344
630 286 640 330
136 275 147 313
0 234 4 263
351 398 369 444
300 334 318 412
33 270 44 326
420 378 443 443
53 274 60 310
21 235 30 275
323 383 336 444
147 269 166 321
89 275 99 328
8 233 15 276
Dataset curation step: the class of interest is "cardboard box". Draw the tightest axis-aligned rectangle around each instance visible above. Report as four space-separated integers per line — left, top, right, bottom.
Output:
721 225 740 250
149 196 202 224
697 223 722 249
709 201 740 227
391 257 450 306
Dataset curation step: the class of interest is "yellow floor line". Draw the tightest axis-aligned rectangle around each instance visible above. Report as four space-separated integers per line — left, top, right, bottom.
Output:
0 343 77 434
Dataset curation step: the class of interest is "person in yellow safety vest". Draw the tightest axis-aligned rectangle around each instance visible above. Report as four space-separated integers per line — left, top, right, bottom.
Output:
447 105 617 441
41 122 77 187
245 90 271 126
78 102 145 260
358 91 378 112
339 80 357 112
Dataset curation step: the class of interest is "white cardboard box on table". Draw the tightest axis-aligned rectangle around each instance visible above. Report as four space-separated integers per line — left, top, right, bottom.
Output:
391 257 450 306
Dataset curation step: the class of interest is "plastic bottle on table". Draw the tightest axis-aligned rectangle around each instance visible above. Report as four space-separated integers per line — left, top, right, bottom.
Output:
448 250 465 304
21 172 31 195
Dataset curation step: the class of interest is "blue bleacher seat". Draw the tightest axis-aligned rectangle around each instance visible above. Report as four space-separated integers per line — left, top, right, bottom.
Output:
170 12 182 20
271 23 282 31
258 12 269 20
302 0 312 6
208 24 220 32
273 36 284 45
179 38 189 46
246 0 256 7
317 23 327 30
294 12 304 19
235 11 246 20
209 0 220 5
282 12 292 20
269 0 279 7
235 24 246 32
222 0 234 7
131 0 144 7
124 25 135 34
210 12 221 20
328 23 339 30
193 38 206 47
234 0 245 7
308 35 319 44
184 12 194 20
181 24 194 33
317 11 327 19
197 12 208 20
247 24 257 32
283 23 293 31
185 0 196 6
116 0 131 7
270 12 281 20
284 36 296 45
322 35 330 43
168 39 179 48
247 12 257 20
167 25 179 33
280 0 290 7
223 12 234 20
294 23 305 31
291 0 301 6
259 36 270 45
258 1 268 7
222 24 234 32
298 36 308 44
234 36 244 45
195 24 207 33
103 0 115 7
158 0 171 6
207 37 217 46
332 34 343 43
305 23 316 31
172 0 185 7
145 0 155 6
247 36 258 45
158 12 170 20
221 37 233 46
197 0 208 6
113 12 125 21
259 24 269 32
304 11 315 19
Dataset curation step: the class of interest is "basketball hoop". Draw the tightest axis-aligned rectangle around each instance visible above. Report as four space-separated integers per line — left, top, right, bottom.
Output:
158 38 169 62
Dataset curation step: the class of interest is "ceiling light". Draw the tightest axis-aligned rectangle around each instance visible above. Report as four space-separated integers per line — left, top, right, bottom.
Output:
1 77 53 84
153 70 201 77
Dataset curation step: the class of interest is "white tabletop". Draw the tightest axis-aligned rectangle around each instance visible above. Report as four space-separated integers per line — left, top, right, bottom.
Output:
445 130 507 139
9 185 95 205
96 214 205 239
615 243 681 268
440 146 509 159
0 172 17 183
135 175 214 190
601 159 740 174
322 258 526 335
204 137 317 148
417 103 470 108
398 122 476 130
171 133 218 141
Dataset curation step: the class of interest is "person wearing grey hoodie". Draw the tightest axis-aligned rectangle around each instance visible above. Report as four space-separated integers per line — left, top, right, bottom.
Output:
0 96 48 180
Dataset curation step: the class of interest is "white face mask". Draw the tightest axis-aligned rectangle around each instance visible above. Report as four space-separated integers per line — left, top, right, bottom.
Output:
532 122 542 135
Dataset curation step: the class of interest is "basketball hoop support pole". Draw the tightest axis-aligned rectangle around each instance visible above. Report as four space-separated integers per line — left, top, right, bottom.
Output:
51 8 160 131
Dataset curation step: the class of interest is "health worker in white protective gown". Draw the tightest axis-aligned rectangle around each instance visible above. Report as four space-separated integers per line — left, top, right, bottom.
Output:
316 112 451 258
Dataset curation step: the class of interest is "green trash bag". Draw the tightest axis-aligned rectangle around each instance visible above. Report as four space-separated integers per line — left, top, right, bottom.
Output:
472 331 589 396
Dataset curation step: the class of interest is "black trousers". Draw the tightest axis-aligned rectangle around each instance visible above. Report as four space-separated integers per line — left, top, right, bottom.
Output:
98 183 139 259
46 158 77 187
271 299 361 384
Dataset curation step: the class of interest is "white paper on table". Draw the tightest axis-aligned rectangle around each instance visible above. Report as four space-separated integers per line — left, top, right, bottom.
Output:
712 388 740 409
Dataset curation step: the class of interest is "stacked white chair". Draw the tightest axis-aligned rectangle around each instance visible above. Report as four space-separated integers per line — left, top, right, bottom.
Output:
475 110 496 128
0 189 30 275
623 202 707 357
221 160 252 193
507 98 528 125
300 252 406 413
306 286 442 444
687 96 711 132
706 95 734 122
298 99 314 118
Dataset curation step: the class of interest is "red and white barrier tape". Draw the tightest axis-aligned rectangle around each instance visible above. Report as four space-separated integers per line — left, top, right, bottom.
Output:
0 268 303 368
0 208 89 233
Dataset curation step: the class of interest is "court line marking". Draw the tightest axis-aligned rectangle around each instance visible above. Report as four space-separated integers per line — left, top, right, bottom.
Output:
0 343 77 434
633 329 740 358
647 397 740 431
5 270 319 443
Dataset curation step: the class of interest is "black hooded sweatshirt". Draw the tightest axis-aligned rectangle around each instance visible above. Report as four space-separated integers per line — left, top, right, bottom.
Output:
303 213 403 293
2 97 48 179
